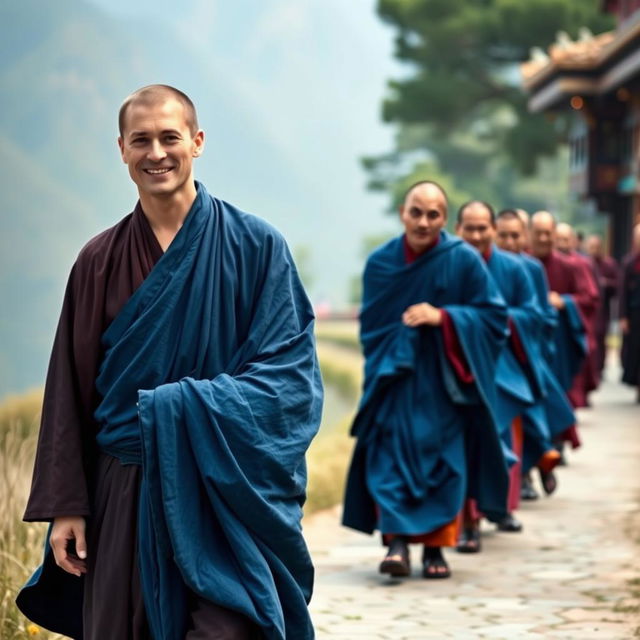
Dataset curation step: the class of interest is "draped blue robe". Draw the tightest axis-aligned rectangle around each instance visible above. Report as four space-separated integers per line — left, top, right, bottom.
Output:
342 231 509 536
18 183 322 640
486 248 541 462
519 253 576 468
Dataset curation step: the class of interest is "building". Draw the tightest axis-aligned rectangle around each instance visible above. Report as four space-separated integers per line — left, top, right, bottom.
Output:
521 1 640 257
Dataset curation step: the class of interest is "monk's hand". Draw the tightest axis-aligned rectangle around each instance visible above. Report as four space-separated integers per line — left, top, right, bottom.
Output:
548 291 565 310
402 303 443 327
620 317 629 334
50 516 87 577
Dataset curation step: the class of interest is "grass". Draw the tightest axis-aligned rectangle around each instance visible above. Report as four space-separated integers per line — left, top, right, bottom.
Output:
0 390 63 639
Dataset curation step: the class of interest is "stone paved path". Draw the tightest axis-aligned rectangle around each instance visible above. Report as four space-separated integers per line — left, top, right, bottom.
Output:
303 370 640 639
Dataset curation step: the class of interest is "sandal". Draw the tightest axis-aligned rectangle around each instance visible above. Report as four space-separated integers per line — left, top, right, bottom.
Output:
539 468 558 495
422 546 450 579
379 537 410 577
456 526 481 553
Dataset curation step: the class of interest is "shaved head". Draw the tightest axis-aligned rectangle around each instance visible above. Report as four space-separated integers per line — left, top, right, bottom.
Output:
555 222 575 253
402 180 449 209
530 210 557 258
531 210 556 228
586 234 603 258
400 180 448 254
119 84 199 137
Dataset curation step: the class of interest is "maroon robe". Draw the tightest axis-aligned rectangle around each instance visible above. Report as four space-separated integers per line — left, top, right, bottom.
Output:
539 251 599 408
23 205 258 639
591 255 619 371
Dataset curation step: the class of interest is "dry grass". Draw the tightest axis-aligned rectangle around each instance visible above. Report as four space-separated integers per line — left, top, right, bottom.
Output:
0 390 64 639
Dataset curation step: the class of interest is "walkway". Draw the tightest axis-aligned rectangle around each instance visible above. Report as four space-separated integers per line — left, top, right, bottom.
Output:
304 370 640 639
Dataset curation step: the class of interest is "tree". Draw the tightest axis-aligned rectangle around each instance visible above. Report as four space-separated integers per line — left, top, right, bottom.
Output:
366 0 613 210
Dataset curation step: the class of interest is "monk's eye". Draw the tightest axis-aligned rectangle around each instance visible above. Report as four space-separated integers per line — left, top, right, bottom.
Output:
426 210 440 219
410 208 422 218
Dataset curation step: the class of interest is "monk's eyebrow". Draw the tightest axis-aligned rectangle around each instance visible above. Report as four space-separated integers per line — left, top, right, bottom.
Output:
128 129 182 138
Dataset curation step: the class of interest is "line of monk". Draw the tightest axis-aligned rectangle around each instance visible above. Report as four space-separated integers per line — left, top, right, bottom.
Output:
342 180 635 580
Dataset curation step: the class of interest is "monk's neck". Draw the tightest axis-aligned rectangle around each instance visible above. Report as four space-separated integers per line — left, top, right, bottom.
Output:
138 183 198 250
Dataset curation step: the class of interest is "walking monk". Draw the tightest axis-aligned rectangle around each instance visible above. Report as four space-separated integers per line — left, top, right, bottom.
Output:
455 201 544 549
495 209 571 500
17 85 323 640
555 222 601 407
342 181 508 579
586 234 618 374
529 212 598 455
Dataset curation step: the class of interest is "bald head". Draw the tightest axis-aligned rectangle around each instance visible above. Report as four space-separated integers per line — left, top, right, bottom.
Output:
456 201 495 254
119 84 199 137
402 181 448 209
586 234 603 258
555 222 575 254
530 210 557 258
400 181 448 254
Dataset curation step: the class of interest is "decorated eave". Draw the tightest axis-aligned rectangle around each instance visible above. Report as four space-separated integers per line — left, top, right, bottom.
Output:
521 18 640 113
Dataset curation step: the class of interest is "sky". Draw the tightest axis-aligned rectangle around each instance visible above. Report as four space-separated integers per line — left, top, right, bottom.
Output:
87 0 402 306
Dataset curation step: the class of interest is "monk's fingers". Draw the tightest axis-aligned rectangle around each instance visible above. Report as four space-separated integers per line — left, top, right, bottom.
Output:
61 556 87 577
51 546 86 576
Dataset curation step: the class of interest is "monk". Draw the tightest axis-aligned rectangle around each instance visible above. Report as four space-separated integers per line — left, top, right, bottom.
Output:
530 212 598 457
586 234 619 373
555 223 601 407
455 201 544 547
343 181 508 579
495 210 571 500
17 85 323 640
620 223 640 401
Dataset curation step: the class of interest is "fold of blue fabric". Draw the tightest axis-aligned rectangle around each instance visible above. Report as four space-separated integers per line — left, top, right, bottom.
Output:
553 295 588 392
486 248 543 465
517 253 576 467
343 232 509 535
20 183 322 640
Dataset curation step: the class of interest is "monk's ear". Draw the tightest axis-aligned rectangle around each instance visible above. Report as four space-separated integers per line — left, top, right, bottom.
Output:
192 129 205 157
398 204 404 218
117 136 126 162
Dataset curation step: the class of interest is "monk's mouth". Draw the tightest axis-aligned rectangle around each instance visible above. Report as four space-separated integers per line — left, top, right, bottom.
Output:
144 168 173 175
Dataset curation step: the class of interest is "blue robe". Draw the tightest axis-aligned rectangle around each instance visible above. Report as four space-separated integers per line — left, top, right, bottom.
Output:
18 183 323 640
486 247 541 462
342 231 509 536
518 253 576 469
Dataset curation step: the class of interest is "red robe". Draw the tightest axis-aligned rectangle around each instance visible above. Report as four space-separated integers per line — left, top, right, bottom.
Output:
539 251 599 408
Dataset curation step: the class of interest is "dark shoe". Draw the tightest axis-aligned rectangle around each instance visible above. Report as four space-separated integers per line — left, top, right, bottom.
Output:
456 526 481 553
422 546 450 579
539 468 558 495
521 475 539 501
496 513 523 533
379 537 410 577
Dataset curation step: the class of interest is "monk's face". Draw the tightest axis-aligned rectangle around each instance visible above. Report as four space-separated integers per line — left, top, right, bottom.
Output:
118 98 204 200
399 185 447 253
555 227 572 254
495 217 525 254
586 235 602 258
456 203 495 255
530 215 555 258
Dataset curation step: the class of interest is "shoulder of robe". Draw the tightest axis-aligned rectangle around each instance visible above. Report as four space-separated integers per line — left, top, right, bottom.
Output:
450 238 485 267
216 198 289 257
74 212 134 271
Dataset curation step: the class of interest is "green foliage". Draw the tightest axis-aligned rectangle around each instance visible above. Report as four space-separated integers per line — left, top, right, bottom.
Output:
367 0 614 210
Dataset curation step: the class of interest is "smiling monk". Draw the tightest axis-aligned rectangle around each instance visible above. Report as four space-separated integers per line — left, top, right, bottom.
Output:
17 85 323 640
342 181 508 580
